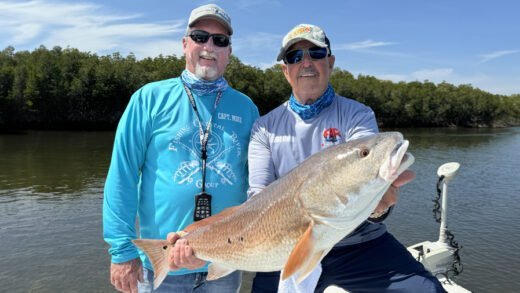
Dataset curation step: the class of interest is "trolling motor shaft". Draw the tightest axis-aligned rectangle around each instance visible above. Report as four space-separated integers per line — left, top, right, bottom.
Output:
406 162 468 292
437 162 460 245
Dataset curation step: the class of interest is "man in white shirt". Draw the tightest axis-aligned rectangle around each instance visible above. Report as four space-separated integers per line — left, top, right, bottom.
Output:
247 23 446 293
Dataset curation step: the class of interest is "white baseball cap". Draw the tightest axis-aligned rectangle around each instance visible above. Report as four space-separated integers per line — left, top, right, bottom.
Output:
277 24 331 61
187 4 233 35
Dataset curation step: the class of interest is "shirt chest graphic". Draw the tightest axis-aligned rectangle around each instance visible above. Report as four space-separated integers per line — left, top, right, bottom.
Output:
168 120 242 189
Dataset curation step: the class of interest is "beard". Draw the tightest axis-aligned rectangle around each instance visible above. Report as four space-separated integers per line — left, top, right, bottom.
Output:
194 64 219 81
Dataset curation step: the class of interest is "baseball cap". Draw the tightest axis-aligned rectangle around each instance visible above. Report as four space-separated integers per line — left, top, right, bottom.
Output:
187 4 233 35
276 24 331 61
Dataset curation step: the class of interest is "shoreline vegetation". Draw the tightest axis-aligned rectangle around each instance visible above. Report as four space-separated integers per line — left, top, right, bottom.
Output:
1 45 519 132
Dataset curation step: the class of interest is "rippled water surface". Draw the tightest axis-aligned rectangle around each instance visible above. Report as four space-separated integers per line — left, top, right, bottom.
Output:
1 129 519 292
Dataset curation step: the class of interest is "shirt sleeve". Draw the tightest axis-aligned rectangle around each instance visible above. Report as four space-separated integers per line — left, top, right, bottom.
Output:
346 104 379 141
247 118 276 198
103 88 150 263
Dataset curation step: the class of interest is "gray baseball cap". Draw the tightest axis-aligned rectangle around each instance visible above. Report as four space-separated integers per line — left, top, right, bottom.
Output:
277 24 331 61
187 4 233 35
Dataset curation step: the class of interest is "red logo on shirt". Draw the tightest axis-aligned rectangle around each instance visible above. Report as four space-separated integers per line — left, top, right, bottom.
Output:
323 128 341 142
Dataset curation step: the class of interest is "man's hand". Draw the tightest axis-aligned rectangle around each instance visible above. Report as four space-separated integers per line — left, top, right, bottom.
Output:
110 258 143 293
167 232 206 271
371 170 416 218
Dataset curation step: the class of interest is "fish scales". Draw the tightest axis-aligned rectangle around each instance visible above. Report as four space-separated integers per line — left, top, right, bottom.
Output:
185 174 311 271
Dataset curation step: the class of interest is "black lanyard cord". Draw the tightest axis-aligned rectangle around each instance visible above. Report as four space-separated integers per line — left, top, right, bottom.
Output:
182 83 222 193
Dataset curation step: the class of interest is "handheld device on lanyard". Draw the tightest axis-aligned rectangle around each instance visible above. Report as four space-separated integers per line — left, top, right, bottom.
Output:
183 83 222 221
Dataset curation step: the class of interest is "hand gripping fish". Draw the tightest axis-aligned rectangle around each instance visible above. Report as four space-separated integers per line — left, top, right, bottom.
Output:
133 132 414 289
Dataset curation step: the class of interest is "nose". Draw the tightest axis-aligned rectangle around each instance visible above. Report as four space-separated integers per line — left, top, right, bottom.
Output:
301 51 313 67
203 37 216 51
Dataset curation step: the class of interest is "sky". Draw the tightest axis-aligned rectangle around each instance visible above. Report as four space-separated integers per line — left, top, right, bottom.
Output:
1 0 519 96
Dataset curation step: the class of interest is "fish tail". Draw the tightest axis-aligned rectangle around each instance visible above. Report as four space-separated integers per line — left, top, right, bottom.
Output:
132 239 170 290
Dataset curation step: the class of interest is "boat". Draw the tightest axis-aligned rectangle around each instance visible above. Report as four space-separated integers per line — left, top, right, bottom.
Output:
325 162 472 293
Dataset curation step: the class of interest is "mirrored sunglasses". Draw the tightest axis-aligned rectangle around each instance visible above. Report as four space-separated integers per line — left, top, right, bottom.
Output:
284 47 329 64
188 30 230 47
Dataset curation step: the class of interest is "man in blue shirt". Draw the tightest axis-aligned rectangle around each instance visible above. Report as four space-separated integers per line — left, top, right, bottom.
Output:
103 4 259 292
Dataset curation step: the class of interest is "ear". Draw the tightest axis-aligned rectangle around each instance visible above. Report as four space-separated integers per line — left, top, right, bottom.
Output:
328 55 335 70
282 63 289 80
182 37 188 53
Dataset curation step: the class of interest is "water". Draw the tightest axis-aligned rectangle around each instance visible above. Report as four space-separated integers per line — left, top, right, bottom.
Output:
1 129 519 292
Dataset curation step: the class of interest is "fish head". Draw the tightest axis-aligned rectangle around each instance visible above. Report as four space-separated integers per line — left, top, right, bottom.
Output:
301 132 414 226
352 131 414 184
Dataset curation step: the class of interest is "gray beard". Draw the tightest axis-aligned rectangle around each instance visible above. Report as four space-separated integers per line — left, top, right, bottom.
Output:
195 64 218 81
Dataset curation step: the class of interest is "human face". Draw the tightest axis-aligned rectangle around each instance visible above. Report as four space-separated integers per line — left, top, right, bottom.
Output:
183 19 232 81
282 41 335 104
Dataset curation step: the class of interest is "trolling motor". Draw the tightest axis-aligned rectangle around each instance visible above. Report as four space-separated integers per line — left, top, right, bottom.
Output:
407 162 469 291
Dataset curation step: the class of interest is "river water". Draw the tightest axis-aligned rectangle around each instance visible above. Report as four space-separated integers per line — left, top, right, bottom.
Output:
1 128 519 292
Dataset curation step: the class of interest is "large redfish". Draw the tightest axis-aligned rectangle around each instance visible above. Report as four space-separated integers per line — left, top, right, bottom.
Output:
133 132 414 289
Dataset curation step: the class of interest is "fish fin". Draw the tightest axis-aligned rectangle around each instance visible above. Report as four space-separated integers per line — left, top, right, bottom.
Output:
295 249 326 284
207 263 236 281
281 223 315 280
183 205 241 233
132 239 170 290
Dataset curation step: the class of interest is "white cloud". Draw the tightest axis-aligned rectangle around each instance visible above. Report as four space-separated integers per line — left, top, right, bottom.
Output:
236 0 282 10
479 50 519 63
376 73 409 83
0 0 185 58
335 40 396 51
368 68 519 95
232 32 280 52
411 68 454 82
10 23 43 44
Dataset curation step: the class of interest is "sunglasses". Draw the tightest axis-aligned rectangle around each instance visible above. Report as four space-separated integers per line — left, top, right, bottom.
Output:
188 30 231 47
284 47 329 64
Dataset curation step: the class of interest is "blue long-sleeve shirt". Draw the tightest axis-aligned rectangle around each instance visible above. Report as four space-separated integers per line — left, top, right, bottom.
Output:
103 77 259 275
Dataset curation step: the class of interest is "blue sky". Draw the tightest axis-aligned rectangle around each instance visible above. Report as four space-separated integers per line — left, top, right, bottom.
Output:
1 0 519 95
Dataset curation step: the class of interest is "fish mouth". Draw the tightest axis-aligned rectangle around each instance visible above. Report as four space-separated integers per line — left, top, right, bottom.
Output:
381 139 415 182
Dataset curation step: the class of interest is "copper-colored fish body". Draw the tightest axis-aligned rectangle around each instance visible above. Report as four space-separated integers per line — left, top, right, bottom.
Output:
133 132 415 289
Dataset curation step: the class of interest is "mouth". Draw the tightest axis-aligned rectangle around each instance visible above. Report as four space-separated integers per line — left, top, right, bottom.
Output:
200 53 217 61
298 70 318 78
381 139 415 181
393 140 415 175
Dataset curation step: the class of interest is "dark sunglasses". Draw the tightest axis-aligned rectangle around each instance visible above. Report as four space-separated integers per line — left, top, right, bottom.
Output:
284 47 329 64
188 30 231 47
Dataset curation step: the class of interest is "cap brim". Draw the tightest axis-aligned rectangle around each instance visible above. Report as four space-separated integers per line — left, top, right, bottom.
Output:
276 37 328 61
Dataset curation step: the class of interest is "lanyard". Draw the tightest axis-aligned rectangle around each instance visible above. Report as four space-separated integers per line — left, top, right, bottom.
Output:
182 83 222 193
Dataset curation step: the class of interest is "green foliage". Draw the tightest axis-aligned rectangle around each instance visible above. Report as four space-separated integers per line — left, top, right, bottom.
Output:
0 46 519 130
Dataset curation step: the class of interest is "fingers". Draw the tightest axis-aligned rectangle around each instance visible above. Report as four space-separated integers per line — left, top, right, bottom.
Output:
173 239 189 268
392 170 416 187
168 239 206 270
167 232 181 244
370 171 415 220
110 259 142 293
182 245 206 269
137 265 144 283
126 272 139 293
371 185 399 218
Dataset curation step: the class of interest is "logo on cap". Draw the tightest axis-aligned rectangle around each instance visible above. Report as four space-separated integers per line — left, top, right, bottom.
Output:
287 26 312 40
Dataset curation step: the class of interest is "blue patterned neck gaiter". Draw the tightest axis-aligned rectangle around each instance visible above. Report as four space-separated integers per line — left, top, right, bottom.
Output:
180 69 228 96
289 84 335 120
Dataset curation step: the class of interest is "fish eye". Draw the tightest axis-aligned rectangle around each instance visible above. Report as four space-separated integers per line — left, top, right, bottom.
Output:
360 148 370 158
